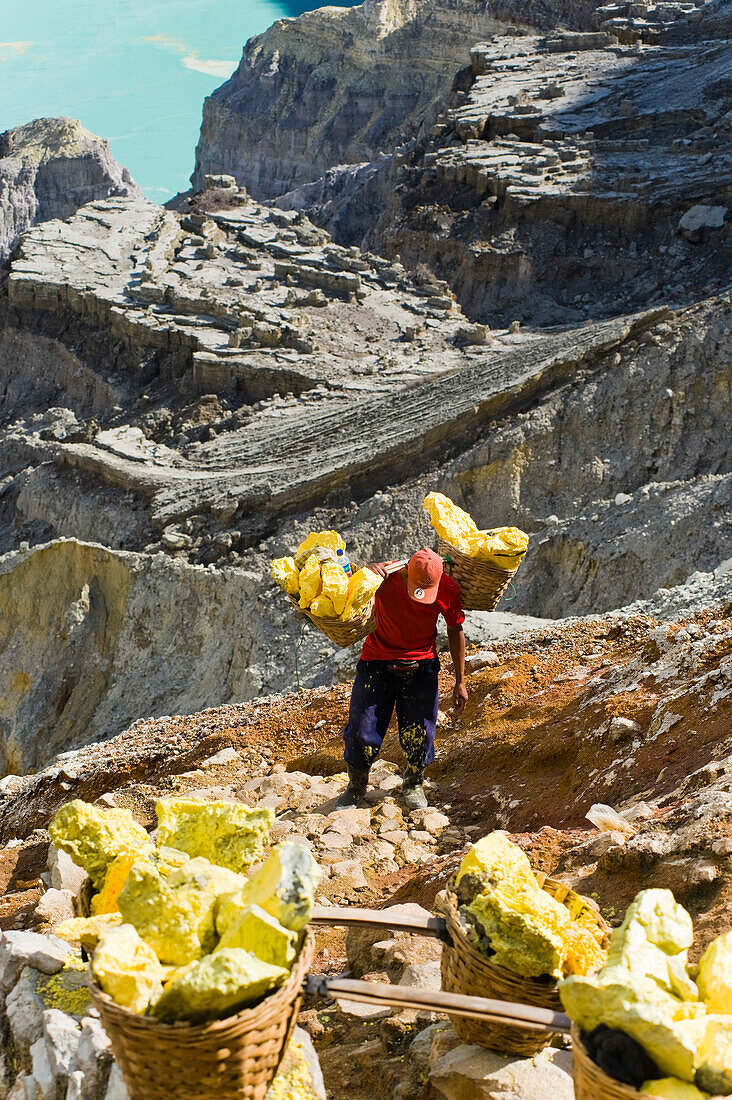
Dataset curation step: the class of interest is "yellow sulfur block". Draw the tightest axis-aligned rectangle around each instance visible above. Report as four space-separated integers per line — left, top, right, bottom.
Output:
294 530 345 569
341 568 381 621
561 922 608 977
320 562 349 616
55 912 122 951
697 930 732 1013
640 1080 709 1098
91 924 164 1014
270 557 300 597
298 557 322 609
424 491 477 550
309 595 336 619
465 526 529 567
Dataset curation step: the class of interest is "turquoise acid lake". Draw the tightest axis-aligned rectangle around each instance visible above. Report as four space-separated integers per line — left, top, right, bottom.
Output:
0 0 357 201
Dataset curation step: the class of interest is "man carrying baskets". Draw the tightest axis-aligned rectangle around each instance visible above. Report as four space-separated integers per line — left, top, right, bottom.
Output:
338 548 468 811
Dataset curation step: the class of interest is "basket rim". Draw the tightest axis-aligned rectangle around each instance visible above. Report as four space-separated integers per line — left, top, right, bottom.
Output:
286 592 374 628
436 536 522 577
89 927 314 1036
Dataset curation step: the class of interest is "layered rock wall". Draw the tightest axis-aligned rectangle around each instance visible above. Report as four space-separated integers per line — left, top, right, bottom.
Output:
0 118 141 262
191 0 599 199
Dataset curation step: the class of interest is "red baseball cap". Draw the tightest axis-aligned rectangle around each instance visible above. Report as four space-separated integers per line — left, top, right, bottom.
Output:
407 548 443 604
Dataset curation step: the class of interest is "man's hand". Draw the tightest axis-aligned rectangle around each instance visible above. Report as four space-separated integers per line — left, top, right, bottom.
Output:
369 560 407 578
452 680 468 712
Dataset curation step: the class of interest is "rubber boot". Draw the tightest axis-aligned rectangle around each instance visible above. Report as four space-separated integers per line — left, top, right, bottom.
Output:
336 764 369 808
402 767 428 811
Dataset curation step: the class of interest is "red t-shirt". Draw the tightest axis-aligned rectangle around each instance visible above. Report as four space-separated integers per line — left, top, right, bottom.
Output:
361 569 465 661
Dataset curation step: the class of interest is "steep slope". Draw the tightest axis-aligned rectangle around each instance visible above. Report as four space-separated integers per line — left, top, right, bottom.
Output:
0 118 141 262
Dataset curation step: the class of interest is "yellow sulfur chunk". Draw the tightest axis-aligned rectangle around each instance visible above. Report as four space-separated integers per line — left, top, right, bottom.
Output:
309 595 336 619
320 561 349 616
215 903 297 968
152 949 287 1024
55 913 122 951
270 557 300 597
117 857 244 966
456 831 538 895
49 800 152 890
341 568 381 621
424 492 477 550
91 923 164 1014
294 530 345 570
695 1017 732 1095
91 851 140 915
298 556 322 609
697 930 732 1013
217 842 321 935
560 890 704 1082
467 882 570 978
464 526 529 567
640 1080 709 1098
155 799 272 874
561 921 608 977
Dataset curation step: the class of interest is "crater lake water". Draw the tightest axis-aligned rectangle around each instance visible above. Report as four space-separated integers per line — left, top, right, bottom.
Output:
0 0 356 201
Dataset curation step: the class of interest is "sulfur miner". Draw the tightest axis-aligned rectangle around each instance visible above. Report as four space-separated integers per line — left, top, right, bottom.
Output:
339 548 467 811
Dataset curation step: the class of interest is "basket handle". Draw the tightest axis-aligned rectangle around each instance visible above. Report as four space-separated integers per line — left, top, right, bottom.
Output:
305 974 571 1034
311 905 451 943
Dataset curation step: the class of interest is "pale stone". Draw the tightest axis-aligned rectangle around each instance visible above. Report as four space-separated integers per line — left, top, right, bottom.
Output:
30 1036 56 1100
0 933 69 992
35 890 76 928
104 1065 130 1100
201 747 240 766
429 1043 574 1099
48 848 87 895
399 961 442 992
42 1010 81 1078
7 970 46 1048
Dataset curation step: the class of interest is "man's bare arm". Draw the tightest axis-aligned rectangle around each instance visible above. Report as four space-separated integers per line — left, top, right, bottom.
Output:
447 625 468 712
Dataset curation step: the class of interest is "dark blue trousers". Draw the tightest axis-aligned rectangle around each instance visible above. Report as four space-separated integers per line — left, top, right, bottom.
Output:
343 657 440 775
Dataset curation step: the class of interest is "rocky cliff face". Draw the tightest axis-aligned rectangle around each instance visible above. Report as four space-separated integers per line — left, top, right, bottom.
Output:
0 117 141 262
191 0 599 199
0 186 728 765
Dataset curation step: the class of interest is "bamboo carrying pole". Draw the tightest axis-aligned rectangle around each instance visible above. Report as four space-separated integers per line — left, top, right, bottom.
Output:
310 904 450 941
308 904 572 1033
305 975 571 1034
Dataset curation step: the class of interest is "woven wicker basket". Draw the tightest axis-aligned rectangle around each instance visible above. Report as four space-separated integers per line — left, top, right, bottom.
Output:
437 537 520 612
287 594 376 648
440 876 610 1056
572 1026 645 1099
90 929 314 1100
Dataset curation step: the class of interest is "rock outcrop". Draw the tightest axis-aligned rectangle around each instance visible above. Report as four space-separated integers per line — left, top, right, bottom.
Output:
0 118 141 262
190 0 601 199
0 185 729 758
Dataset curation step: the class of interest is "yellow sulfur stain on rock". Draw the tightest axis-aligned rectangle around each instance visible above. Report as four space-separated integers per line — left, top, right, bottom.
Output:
266 1035 323 1100
38 958 90 1017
